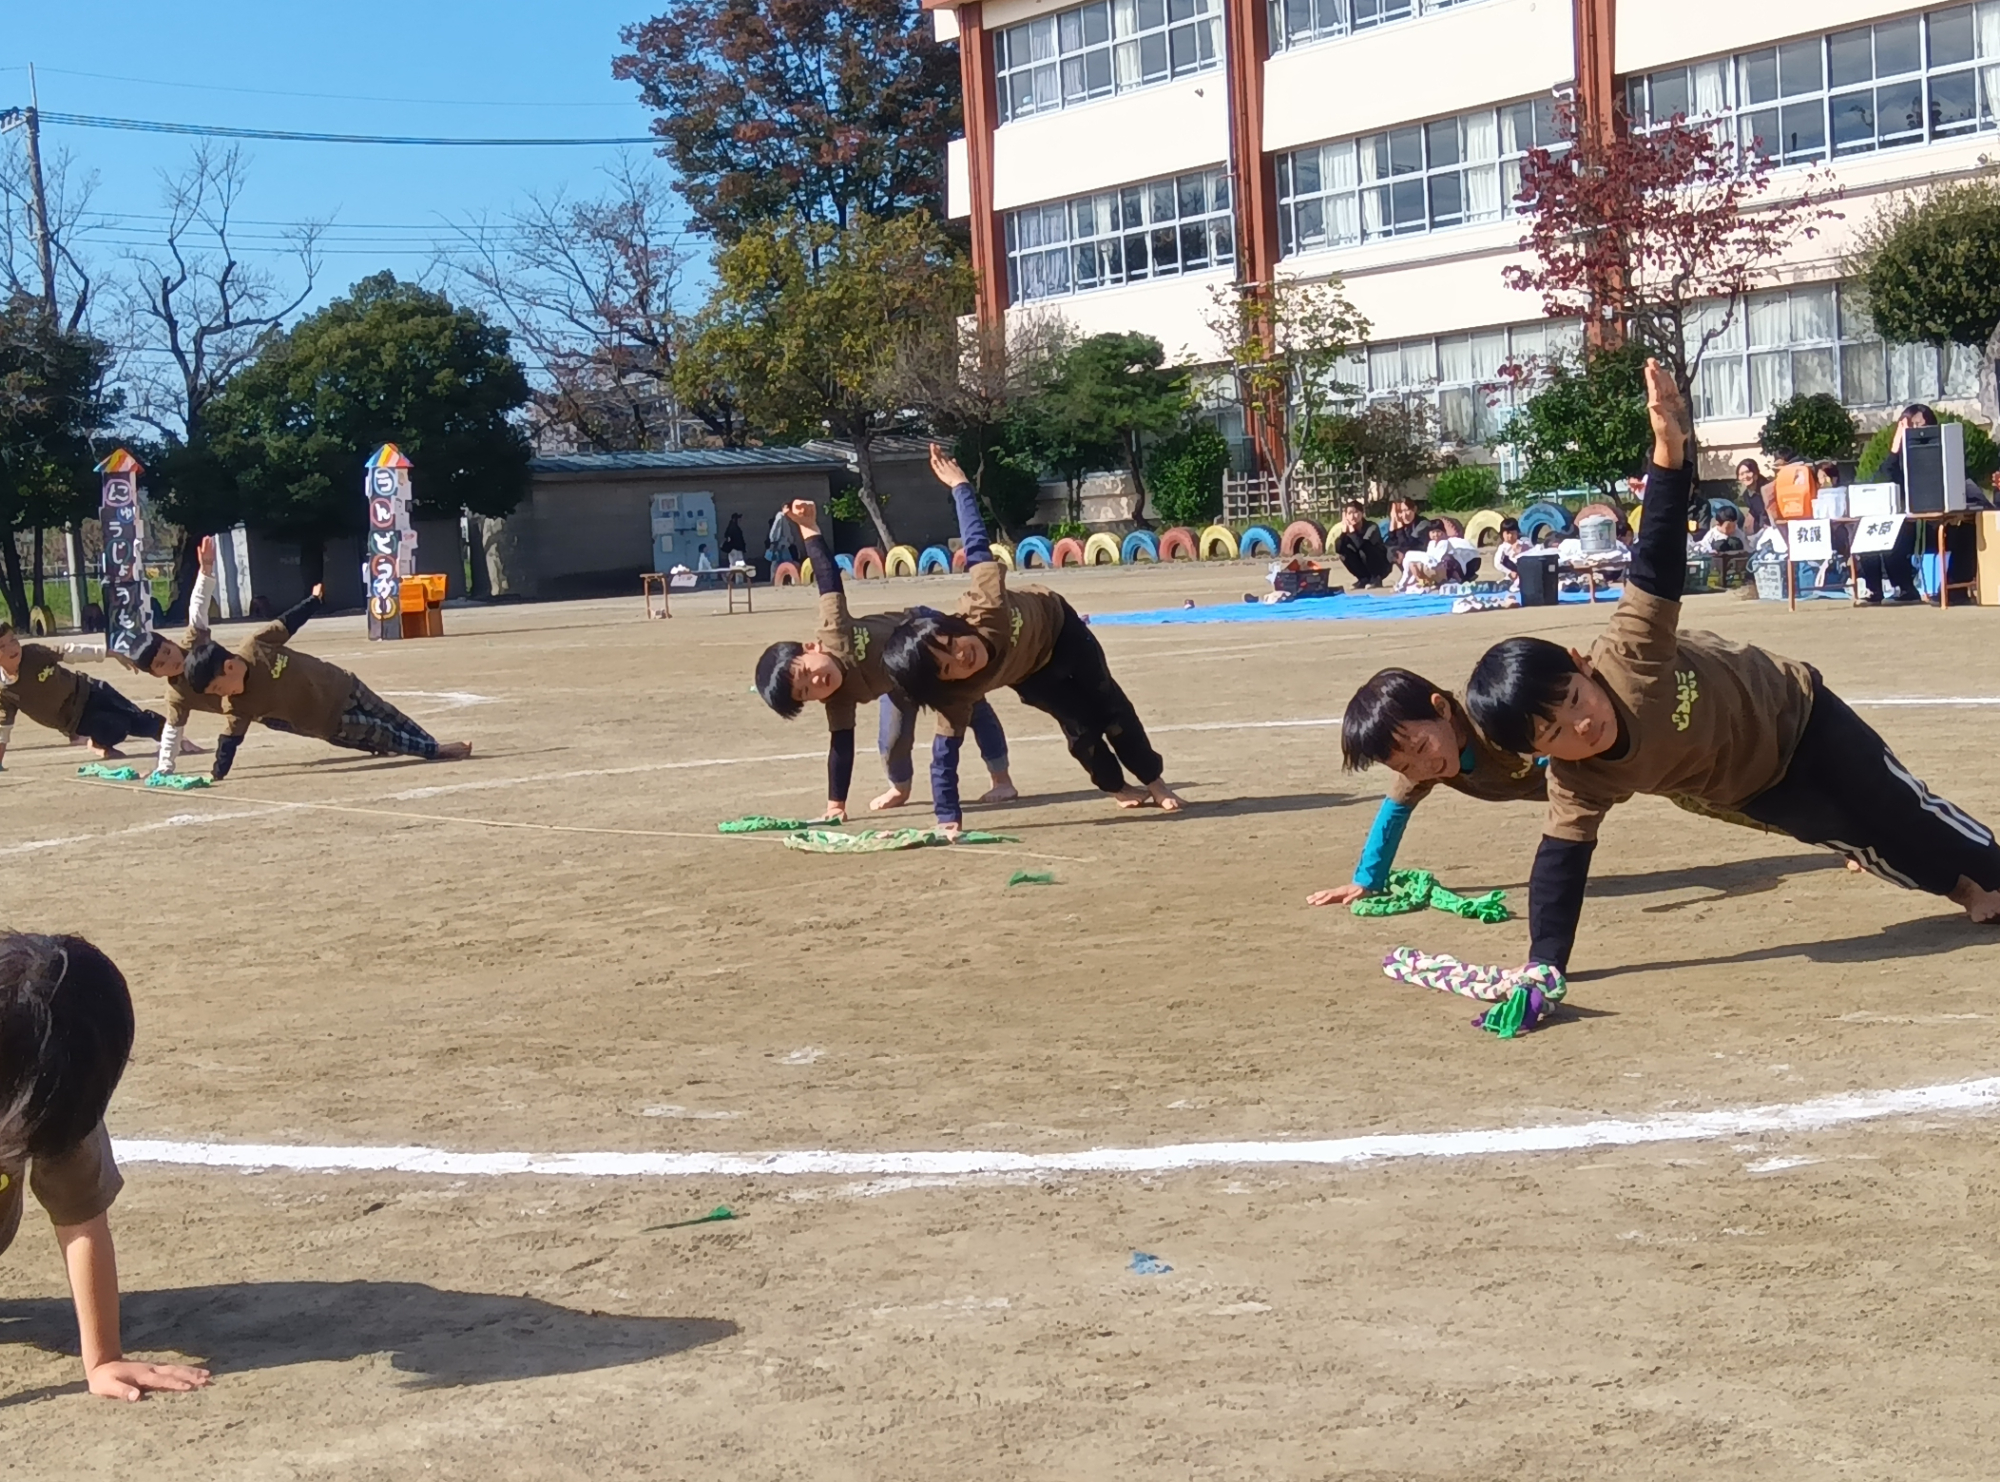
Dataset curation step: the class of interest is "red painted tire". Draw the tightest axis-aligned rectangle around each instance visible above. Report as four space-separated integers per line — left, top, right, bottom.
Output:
851 546 885 579
772 561 799 586
950 547 968 573
1052 537 1086 568
1158 526 1199 562
1279 520 1326 556
1577 502 1620 525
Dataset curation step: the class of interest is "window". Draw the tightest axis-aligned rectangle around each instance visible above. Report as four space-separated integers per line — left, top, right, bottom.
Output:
1337 319 1583 445
1685 282 1982 420
1276 97 1565 256
1624 3 2000 164
1268 0 1490 52
995 0 1221 123
1005 169 1235 301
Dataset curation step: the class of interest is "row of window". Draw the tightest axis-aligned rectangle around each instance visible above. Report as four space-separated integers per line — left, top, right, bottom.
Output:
1626 3 2000 163
1006 169 1235 303
1267 0 1486 53
1275 96 1562 255
994 0 1220 124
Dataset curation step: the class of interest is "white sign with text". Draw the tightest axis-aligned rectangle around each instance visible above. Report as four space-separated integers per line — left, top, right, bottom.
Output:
1850 515 1906 555
1787 519 1832 562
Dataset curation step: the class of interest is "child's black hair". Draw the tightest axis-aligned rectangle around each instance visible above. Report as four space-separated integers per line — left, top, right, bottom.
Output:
1340 667 1447 771
183 639 231 693
131 632 166 672
0 933 133 1165
754 642 806 719
1464 637 1581 756
882 610 981 710
1499 517 1520 534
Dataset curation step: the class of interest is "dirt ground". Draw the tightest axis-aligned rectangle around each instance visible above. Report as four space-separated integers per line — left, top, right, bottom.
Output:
4 564 2000 1480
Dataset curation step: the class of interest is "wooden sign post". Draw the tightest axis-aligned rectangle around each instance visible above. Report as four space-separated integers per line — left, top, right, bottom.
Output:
363 444 417 641
95 449 153 661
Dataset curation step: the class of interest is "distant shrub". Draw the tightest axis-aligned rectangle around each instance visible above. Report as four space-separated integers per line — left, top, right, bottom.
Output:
1427 463 1501 511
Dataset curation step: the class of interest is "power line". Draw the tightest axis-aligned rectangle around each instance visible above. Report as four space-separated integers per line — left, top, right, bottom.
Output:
19 65 638 110
35 112 657 147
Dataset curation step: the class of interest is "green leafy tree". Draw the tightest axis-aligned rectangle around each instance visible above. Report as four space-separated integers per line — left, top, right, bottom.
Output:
1032 332 1190 526
1309 399 1441 493
614 1 959 241
1857 410 1999 483
1850 181 2000 349
199 273 531 571
677 212 970 550
0 297 116 624
1759 393 1857 462
1499 343 1652 499
1146 421 1230 527
1427 463 1501 512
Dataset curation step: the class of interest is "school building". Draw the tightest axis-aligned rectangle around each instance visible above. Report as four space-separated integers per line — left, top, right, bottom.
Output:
926 0 2000 482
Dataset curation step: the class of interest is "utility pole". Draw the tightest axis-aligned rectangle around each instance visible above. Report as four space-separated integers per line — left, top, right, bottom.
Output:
22 67 58 318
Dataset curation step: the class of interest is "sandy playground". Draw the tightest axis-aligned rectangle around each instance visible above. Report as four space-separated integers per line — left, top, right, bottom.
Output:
4 562 2000 1480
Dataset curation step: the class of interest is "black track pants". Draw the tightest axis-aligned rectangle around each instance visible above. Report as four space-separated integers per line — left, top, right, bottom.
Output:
1010 604 1163 793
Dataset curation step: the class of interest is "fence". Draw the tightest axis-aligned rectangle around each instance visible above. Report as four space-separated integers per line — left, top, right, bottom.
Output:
1221 468 1368 525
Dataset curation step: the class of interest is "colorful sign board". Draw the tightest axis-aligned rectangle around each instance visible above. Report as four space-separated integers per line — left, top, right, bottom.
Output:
363 443 417 641
95 449 153 661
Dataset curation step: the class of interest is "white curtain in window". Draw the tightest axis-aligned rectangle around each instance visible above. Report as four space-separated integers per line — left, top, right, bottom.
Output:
1699 357 1746 419
1464 110 1498 162
1358 134 1385 183
1746 292 1789 348
1790 285 1836 343
1548 320 1585 357
1979 2 2000 119
1748 351 1788 413
1400 340 1436 387
1465 164 1501 221
1947 343 1982 397
1360 188 1386 238
1368 343 1403 392
1693 60 1731 117
1324 142 1358 191
1792 348 1838 398
1889 342 1941 404
1436 334 1474 383
1469 329 1507 379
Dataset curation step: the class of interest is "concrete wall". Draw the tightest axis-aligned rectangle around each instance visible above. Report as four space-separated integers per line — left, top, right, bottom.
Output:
241 518 464 614
1618 0 1897 74
992 75 1229 212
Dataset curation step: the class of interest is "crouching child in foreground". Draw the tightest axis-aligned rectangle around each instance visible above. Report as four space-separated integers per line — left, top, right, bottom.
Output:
1 932 211 1400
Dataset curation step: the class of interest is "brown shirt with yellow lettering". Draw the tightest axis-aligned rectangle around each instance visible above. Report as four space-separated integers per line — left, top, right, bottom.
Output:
220 622 359 740
0 1122 123 1255
934 562 1068 737
1388 694 1548 807
817 592 907 733
0 643 96 735
1544 588 1817 843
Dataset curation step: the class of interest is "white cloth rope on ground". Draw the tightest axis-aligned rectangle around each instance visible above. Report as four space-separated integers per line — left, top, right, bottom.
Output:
113 1074 2000 1181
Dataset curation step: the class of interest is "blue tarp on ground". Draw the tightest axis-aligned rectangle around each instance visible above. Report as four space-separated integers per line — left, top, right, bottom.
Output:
1089 587 1625 627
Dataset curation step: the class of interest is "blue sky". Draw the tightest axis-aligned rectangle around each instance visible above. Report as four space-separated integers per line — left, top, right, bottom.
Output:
2 0 691 314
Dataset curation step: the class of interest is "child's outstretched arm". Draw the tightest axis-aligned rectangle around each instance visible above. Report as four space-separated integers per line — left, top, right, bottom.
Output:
276 585 324 640
57 1212 210 1400
793 499 856 821
931 445 991 566
1628 359 1693 605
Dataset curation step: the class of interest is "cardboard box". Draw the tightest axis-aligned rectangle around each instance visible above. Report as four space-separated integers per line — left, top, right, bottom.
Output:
1977 510 2000 607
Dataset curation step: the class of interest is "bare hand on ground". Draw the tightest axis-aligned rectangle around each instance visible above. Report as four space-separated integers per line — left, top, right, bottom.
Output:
1308 884 1367 907
88 1358 211 1402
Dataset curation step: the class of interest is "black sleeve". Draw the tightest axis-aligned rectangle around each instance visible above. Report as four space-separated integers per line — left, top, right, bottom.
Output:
827 727 856 805
804 533 842 598
212 733 242 781
1628 457 1694 602
1528 835 1595 971
278 592 322 636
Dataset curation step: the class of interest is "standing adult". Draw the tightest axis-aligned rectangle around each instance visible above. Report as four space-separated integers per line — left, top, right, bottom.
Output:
721 513 747 565
1856 404 1932 605
1332 501 1392 588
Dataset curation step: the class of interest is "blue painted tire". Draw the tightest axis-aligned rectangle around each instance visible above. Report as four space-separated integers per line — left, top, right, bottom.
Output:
1239 525 1279 558
1121 530 1160 564
918 544 952 575
835 553 855 575
1519 501 1573 542
1013 535 1055 569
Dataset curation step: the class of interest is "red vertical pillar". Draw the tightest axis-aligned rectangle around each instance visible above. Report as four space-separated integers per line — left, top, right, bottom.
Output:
1224 0 1285 478
956 3 1010 330
1573 0 1625 349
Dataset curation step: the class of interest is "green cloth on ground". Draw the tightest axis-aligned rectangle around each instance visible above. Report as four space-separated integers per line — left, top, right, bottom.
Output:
144 771 211 790
645 1204 737 1232
718 815 826 833
783 827 1019 854
77 764 141 781
1007 870 1057 887
1478 984 1534 1039
1350 868 1509 924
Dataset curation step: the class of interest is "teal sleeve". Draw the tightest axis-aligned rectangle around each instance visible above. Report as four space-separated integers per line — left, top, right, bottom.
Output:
1353 796 1416 891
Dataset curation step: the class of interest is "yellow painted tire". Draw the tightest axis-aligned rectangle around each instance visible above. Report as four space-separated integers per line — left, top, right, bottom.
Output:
1199 524 1239 561
799 556 813 584
992 542 1015 570
1083 532 1122 565
885 544 919 577
1461 510 1505 548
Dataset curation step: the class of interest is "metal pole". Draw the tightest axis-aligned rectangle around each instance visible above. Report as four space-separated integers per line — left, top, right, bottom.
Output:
63 525 84 632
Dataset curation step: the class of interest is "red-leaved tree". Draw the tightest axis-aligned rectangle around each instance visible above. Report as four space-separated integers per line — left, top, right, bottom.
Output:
614 1 959 243
1504 105 1839 446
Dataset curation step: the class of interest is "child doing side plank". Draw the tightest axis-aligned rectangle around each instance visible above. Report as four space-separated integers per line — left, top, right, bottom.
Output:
883 447 1181 832
1310 668 1546 906
1466 360 2000 972
0 932 210 1401
752 500 1015 820
0 626 167 767
182 611 472 777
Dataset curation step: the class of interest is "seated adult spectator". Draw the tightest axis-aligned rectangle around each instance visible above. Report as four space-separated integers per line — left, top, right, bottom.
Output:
1735 457 1773 535
1382 497 1435 569
1332 500 1392 588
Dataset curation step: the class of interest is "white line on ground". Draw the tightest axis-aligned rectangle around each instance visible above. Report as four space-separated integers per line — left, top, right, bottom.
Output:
377 691 499 709
113 1074 2000 1181
1 806 294 857
379 751 825 801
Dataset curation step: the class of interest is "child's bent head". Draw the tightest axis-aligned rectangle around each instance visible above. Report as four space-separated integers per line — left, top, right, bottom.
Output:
1467 637 1614 760
1341 668 1461 782
0 933 133 1165
755 642 845 718
183 641 241 696
883 611 987 708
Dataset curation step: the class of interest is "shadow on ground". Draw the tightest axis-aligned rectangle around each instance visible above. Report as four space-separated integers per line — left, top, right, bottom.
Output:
0 1281 735 1398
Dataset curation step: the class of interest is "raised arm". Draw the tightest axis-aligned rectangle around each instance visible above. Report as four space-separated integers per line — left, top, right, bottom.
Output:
931 445 991 566
1628 359 1693 604
277 585 323 639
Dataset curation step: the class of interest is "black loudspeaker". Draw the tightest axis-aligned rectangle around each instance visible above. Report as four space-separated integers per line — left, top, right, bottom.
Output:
1903 423 1966 514
1518 552 1559 606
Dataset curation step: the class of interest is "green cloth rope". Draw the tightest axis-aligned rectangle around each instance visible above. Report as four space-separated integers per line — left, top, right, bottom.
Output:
1350 868 1509 924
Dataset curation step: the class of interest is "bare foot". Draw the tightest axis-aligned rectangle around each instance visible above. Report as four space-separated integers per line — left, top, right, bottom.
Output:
979 776 1018 805
1148 779 1184 812
179 737 209 755
870 785 910 811
1112 785 1151 809
435 741 474 761
90 744 125 760
1949 875 2000 923
1845 858 1864 873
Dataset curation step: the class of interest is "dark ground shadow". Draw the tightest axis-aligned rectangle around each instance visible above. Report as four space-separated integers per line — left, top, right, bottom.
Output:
1571 913 1994 983
1484 852 1849 902
1078 789 1365 825
0 1281 735 1398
